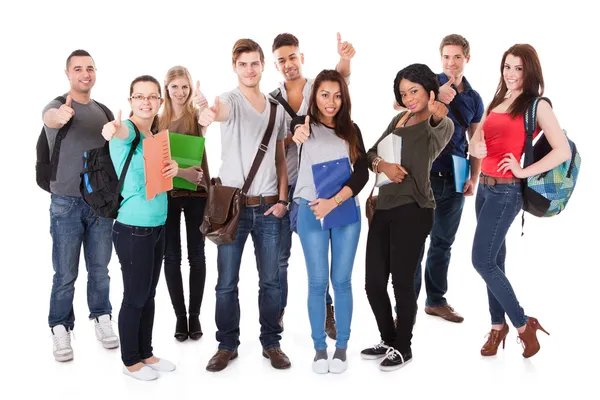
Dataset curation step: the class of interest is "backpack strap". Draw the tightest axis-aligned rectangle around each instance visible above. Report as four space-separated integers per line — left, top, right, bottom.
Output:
116 120 142 195
49 96 72 181
241 102 278 195
269 88 298 119
93 100 115 122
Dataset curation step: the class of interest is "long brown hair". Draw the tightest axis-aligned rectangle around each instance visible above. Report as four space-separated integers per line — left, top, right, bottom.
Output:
159 66 199 135
486 44 544 118
129 75 161 133
307 69 360 162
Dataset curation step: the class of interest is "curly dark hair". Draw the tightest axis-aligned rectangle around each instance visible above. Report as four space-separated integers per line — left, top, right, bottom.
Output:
393 63 439 108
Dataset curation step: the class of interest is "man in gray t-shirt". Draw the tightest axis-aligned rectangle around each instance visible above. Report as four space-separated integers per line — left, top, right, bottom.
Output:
199 39 291 372
42 50 118 362
270 32 355 338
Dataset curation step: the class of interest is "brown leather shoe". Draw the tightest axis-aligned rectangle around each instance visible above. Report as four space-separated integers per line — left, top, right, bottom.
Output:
325 305 337 340
481 323 509 356
518 317 549 358
424 304 464 323
206 349 238 372
262 348 291 369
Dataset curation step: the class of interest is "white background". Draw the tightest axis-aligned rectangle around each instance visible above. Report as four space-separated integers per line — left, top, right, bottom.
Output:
1 0 598 398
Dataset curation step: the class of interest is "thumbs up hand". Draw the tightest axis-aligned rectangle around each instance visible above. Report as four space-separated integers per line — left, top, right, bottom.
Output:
198 96 219 127
438 75 457 105
428 91 448 123
336 32 356 60
101 110 122 141
56 94 75 126
471 129 487 159
292 115 311 144
192 81 208 109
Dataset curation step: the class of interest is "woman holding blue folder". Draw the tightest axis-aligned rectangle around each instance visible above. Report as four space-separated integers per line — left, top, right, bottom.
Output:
158 66 211 342
291 69 368 374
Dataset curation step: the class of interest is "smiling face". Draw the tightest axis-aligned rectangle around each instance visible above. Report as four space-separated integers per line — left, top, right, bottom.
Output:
398 78 429 114
315 80 342 122
65 55 96 94
233 51 264 88
441 44 470 80
503 54 524 92
129 81 163 120
167 76 191 107
273 45 304 82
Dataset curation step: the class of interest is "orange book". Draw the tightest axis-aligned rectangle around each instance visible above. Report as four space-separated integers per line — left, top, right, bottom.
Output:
143 129 173 200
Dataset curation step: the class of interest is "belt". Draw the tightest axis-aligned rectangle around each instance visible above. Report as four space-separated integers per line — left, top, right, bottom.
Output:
479 175 522 186
431 171 453 178
245 195 279 207
169 190 208 198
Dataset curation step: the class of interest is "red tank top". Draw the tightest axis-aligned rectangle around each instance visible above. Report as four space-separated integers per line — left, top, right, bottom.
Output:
481 111 540 178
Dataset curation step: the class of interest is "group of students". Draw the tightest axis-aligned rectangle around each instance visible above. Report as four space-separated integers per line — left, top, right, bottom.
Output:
42 32 571 381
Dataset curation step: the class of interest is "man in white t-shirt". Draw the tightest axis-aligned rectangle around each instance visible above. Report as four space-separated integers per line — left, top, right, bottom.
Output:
270 32 355 338
199 39 291 372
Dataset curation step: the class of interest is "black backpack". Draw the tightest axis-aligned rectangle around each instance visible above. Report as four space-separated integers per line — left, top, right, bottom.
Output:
36 96 114 192
80 120 141 219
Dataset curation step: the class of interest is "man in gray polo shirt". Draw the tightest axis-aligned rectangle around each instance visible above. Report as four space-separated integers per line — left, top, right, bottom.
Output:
270 32 355 338
199 39 291 372
42 50 118 362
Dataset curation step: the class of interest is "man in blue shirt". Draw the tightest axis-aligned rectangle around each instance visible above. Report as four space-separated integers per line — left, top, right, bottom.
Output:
415 34 484 322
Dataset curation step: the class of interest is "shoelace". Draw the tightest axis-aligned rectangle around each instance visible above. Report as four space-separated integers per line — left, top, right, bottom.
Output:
52 331 72 350
385 347 405 363
372 341 390 351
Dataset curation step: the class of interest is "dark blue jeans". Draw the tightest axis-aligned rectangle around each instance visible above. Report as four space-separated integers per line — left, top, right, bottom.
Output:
48 194 113 329
216 205 283 351
164 196 207 317
472 181 528 328
112 222 165 366
415 174 465 307
279 187 332 311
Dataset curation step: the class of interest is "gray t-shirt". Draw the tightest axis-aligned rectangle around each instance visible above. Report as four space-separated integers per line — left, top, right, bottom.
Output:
293 123 358 207
217 87 287 196
42 95 112 196
276 78 313 184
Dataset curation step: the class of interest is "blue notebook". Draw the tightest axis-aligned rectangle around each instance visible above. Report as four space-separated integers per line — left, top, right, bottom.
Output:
451 155 470 193
311 157 359 230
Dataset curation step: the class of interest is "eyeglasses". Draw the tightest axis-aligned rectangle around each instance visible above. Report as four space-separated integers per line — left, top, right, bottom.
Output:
130 94 161 101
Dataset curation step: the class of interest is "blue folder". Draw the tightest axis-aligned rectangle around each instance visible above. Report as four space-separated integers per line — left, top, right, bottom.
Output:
451 155 470 193
311 157 359 230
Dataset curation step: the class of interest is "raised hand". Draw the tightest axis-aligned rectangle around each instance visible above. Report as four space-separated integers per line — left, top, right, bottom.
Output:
198 96 219 127
101 110 122 141
292 115 311 144
192 81 208 109
438 74 457 105
337 32 356 60
428 91 448 122
56 94 75 126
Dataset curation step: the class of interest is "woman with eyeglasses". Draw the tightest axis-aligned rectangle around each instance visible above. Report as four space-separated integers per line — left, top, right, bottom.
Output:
158 66 211 342
101 75 179 381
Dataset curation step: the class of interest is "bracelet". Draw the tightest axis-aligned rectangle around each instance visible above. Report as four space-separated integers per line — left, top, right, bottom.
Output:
372 157 383 173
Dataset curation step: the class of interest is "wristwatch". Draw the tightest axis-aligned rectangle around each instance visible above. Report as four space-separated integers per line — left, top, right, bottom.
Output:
334 195 343 206
278 200 290 208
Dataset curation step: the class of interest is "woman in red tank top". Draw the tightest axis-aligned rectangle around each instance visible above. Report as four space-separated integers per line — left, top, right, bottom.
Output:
467 44 571 359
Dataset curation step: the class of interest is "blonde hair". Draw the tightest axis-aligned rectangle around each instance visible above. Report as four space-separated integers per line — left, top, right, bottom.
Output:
159 66 199 135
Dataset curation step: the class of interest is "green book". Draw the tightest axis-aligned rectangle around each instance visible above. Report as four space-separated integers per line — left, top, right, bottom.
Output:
169 132 205 191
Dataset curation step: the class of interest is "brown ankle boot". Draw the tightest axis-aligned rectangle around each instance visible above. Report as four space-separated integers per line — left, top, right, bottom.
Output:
481 323 509 356
518 317 549 358
325 305 337 340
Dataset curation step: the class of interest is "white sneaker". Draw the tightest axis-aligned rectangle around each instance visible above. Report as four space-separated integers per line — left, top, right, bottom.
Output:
329 357 348 374
52 325 73 362
312 358 329 374
94 314 119 349
144 358 176 372
122 365 158 381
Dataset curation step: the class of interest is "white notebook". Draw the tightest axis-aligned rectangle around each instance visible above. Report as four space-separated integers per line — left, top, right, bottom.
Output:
375 134 402 187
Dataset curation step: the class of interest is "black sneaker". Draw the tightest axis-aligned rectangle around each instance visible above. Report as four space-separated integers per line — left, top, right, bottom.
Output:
379 348 412 371
360 341 391 360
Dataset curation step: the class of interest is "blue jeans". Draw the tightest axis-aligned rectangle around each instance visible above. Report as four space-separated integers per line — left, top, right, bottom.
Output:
112 222 165 366
48 194 113 329
215 205 283 351
279 197 332 311
297 199 361 350
472 181 528 328
415 174 465 307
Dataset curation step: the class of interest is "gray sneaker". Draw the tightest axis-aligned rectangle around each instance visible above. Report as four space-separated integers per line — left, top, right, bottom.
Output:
52 325 73 362
94 315 119 349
